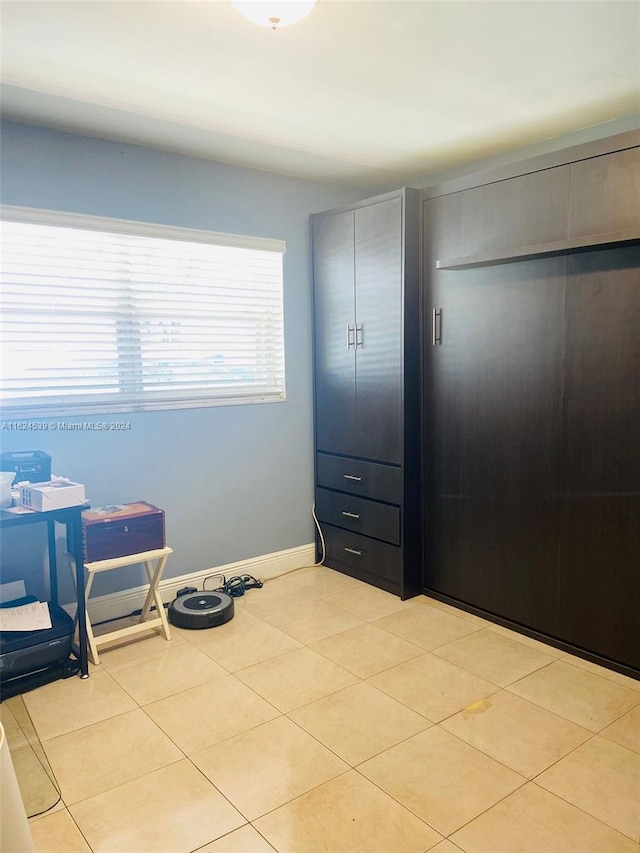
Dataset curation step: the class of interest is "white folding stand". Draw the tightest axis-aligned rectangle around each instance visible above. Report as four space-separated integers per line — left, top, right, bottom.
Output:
73 547 173 665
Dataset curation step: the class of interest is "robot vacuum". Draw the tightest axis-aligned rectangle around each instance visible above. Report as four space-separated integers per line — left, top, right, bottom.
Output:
168 590 234 630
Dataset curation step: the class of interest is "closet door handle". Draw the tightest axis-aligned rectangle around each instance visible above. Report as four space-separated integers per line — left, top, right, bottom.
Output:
347 324 355 349
355 324 364 348
341 511 360 519
344 547 362 556
343 474 362 482
432 308 442 346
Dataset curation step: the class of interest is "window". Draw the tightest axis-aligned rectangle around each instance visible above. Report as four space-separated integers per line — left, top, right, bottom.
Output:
0 207 286 416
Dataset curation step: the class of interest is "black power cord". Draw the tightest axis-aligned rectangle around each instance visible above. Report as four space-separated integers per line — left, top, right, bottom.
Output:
204 574 263 598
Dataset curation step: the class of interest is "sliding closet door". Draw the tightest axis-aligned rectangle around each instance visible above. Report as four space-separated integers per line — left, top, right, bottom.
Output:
559 246 640 667
426 258 565 631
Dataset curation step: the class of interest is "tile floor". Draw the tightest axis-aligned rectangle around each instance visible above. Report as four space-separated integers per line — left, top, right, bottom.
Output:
6 565 640 853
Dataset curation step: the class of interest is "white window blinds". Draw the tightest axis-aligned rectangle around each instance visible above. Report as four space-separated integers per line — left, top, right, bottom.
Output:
0 208 286 416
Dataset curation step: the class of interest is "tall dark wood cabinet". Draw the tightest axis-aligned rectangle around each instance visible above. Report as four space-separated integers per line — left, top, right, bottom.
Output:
312 189 421 599
422 133 640 676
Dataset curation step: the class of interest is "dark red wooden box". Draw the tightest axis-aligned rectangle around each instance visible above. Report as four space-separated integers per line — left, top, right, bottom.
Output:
81 501 165 563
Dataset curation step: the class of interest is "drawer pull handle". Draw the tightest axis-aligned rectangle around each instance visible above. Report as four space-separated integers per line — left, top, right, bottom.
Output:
344 547 362 556
343 474 362 481
342 511 360 519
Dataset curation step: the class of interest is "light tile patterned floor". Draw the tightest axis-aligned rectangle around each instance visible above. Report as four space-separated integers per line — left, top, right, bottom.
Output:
11 565 640 852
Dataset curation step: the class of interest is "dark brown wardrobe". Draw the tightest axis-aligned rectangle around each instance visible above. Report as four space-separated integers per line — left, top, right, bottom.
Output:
422 133 640 676
311 189 422 599
311 133 639 677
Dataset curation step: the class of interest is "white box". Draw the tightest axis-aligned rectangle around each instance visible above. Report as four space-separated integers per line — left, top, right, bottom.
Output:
20 480 86 512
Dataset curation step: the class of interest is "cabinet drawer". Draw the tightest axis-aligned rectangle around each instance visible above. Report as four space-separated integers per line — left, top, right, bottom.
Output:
316 453 402 504
316 487 400 545
322 524 402 586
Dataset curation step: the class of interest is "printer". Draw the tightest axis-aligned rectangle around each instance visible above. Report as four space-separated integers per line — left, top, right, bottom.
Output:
0 600 74 688
0 450 52 485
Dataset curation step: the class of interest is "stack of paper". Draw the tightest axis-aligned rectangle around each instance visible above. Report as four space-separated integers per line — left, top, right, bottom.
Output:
0 601 52 631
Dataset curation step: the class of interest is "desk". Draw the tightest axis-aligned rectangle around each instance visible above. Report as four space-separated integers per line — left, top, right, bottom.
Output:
0 505 89 691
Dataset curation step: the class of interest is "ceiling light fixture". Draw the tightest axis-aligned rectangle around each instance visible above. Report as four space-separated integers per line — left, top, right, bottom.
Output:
230 0 318 30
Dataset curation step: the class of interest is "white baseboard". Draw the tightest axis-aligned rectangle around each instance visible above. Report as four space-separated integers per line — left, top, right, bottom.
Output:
84 543 316 625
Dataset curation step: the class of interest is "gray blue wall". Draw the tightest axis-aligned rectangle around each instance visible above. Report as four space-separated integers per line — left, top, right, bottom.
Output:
0 120 368 599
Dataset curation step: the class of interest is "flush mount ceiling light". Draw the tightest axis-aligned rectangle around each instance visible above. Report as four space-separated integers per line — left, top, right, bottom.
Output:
230 0 318 29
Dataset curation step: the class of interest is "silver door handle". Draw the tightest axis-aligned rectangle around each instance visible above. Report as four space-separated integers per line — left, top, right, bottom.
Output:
347 324 355 349
344 547 362 556
432 308 442 346
341 511 360 519
343 474 362 481
355 324 363 348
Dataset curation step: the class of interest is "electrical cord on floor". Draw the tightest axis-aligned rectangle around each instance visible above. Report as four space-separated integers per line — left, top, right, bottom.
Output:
219 574 263 597
202 574 263 597
312 501 326 566
91 609 153 627
265 503 327 574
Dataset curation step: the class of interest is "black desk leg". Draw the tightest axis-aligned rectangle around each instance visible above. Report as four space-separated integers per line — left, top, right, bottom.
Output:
70 514 89 678
47 518 59 607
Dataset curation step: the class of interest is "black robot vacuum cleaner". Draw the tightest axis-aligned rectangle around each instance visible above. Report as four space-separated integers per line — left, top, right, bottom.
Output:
168 590 234 630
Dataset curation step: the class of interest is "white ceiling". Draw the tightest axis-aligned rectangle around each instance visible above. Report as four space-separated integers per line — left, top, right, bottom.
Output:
1 0 639 188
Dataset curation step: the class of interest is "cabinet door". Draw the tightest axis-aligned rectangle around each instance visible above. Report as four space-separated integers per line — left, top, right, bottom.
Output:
354 198 403 464
313 211 356 456
559 247 640 668
569 148 640 240
462 166 570 256
426 258 565 631
423 193 465 268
